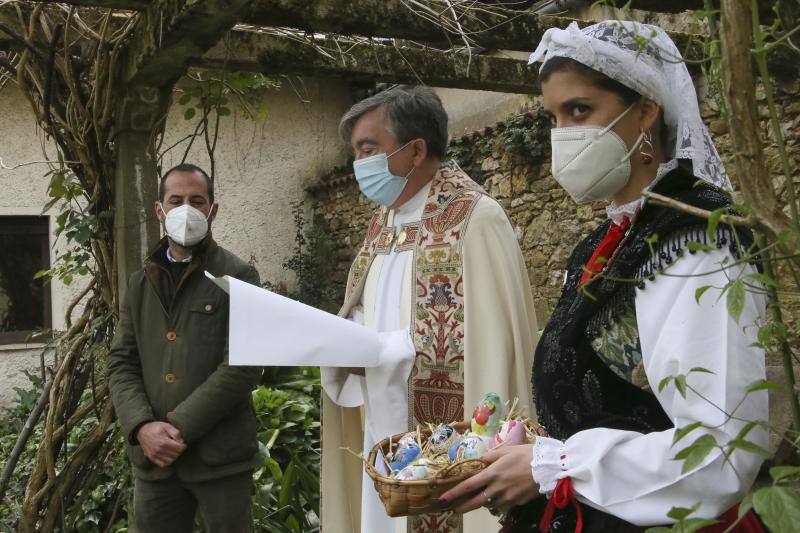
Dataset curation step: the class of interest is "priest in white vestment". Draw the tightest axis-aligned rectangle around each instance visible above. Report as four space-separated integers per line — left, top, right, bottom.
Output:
320 86 539 533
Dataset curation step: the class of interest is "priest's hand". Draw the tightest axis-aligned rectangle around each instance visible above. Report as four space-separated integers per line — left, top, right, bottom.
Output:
439 444 540 513
137 421 187 467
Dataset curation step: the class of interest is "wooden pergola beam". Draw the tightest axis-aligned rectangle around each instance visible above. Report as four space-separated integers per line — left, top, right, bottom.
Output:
122 0 256 88
198 30 537 94
28 0 777 18
4 3 795 79
28 0 148 8
22 0 708 53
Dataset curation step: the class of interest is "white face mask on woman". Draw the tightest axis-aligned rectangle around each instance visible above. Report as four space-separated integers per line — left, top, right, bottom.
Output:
159 203 211 247
550 102 645 204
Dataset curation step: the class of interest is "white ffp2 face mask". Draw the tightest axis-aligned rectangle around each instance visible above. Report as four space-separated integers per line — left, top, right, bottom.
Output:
160 203 211 247
550 102 645 204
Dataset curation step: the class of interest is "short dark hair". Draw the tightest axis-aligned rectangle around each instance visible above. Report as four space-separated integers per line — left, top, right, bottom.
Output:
339 85 449 159
539 56 668 148
159 163 214 203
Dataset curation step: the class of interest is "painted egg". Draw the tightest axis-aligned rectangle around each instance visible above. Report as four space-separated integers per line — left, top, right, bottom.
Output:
389 443 420 471
447 436 464 461
428 424 458 454
471 392 503 437
396 432 418 449
450 432 488 461
491 419 525 448
395 461 430 480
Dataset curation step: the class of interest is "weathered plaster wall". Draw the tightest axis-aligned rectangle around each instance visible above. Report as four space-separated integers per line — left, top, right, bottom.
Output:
0 87 82 407
160 77 352 288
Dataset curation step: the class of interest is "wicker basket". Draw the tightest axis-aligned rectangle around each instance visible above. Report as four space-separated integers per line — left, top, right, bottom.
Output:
365 419 545 517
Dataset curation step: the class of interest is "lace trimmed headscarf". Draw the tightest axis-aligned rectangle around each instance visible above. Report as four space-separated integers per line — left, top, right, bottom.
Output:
529 20 731 190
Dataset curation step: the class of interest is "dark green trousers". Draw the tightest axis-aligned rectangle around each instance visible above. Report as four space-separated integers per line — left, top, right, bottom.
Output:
133 470 253 533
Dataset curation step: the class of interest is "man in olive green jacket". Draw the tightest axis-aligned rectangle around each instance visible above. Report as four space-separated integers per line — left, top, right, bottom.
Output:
108 164 261 532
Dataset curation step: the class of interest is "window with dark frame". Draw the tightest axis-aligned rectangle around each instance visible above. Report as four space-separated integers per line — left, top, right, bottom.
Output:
0 216 51 344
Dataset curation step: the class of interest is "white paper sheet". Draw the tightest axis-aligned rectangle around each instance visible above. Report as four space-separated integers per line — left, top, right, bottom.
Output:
374 448 389 477
205 271 381 367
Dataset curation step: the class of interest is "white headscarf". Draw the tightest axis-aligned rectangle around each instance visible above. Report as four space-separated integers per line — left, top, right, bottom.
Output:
529 20 731 190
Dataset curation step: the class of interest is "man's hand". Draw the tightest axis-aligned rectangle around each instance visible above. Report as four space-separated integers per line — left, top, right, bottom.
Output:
136 421 187 468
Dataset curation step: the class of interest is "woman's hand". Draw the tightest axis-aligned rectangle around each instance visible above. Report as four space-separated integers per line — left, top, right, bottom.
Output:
439 443 541 513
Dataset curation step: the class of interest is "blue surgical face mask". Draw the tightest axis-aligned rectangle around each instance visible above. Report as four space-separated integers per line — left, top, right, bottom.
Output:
353 140 415 206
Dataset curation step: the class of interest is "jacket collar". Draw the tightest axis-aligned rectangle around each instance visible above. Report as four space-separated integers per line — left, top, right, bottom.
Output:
146 233 218 269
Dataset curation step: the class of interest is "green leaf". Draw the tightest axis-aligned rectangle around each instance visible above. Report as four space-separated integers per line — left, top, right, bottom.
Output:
658 376 673 393
178 93 192 105
673 422 703 446
48 171 66 198
745 272 778 288
679 519 721 532
728 439 769 456
674 374 687 398
689 367 714 375
217 106 231 116
674 434 717 474
745 379 781 394
769 465 800 483
184 107 196 120
686 240 714 252
667 502 701 521
738 493 753 519
278 461 297 510
694 285 712 304
726 279 745 323
707 207 726 242
733 421 759 444
752 486 800 532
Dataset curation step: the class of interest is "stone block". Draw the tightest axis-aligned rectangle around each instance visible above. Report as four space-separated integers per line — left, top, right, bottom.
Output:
481 157 500 172
709 119 729 135
577 205 594 221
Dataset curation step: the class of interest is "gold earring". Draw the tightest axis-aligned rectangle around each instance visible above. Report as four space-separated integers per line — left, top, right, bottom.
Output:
639 129 654 165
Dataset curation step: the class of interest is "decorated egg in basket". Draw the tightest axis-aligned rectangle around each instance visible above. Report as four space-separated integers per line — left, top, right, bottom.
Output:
448 432 488 461
389 443 420 470
428 424 459 454
390 443 421 471
390 432 421 471
471 392 503 437
395 458 432 480
490 418 525 448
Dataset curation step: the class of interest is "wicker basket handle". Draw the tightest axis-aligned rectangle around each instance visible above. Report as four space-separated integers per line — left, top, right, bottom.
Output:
432 458 488 480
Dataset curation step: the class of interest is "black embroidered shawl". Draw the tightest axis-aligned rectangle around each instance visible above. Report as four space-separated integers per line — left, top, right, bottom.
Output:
534 166 753 441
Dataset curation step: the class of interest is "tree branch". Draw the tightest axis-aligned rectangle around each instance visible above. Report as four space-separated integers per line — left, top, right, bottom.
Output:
643 190 755 228
0 377 53 505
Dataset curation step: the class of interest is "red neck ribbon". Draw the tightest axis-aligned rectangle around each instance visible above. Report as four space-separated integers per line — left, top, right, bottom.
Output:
580 216 631 287
539 477 583 533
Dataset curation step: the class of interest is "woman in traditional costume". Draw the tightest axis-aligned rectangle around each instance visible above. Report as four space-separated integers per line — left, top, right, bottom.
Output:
441 20 768 532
